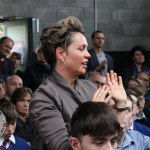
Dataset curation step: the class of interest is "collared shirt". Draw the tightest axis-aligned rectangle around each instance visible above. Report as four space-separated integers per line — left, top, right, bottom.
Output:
96 51 108 76
129 122 133 130
117 130 150 150
0 134 15 148
134 112 146 121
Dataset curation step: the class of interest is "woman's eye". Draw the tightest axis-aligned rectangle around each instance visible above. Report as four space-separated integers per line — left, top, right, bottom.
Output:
79 48 84 51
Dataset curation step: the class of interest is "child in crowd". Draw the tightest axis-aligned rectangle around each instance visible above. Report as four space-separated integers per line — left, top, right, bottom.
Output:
70 102 120 150
0 99 30 150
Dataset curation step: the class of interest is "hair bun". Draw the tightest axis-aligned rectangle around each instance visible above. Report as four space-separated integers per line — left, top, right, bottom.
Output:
57 16 84 34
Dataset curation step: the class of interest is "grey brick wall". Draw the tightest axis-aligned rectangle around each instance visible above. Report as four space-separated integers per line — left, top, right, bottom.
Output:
1 0 150 53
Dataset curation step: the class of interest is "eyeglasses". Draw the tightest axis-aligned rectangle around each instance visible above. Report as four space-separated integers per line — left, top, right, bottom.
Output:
113 106 132 113
92 80 105 88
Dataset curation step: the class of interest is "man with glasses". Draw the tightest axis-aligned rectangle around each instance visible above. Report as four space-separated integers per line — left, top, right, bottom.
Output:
86 71 106 88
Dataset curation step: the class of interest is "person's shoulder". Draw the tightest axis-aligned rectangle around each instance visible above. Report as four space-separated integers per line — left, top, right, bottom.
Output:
31 77 58 100
134 121 150 136
14 135 30 149
104 52 113 59
122 130 150 150
128 129 142 135
128 129 149 139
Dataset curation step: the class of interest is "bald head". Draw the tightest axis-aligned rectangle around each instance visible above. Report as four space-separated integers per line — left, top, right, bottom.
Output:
5 75 23 100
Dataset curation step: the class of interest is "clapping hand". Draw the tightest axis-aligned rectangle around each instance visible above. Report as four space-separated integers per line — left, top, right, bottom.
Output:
92 85 112 103
106 70 127 108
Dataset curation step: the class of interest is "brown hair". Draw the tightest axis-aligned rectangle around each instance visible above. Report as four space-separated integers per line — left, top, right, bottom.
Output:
40 16 84 70
0 99 18 124
11 87 32 105
8 52 21 60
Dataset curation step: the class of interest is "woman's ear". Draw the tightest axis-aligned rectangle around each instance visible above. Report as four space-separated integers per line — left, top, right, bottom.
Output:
56 47 65 62
70 137 81 150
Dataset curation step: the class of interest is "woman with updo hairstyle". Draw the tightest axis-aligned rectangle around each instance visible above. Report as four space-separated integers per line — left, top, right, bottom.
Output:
29 16 126 150
29 16 98 150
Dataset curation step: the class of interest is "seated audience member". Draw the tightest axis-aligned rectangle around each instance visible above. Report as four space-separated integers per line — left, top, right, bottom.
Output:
137 71 150 89
135 94 146 120
137 72 150 104
0 36 15 80
137 71 150 95
3 75 23 100
122 45 150 88
0 99 30 150
0 79 6 99
126 87 150 129
86 71 106 88
114 99 150 149
126 89 139 118
103 72 150 149
126 87 147 121
127 78 147 96
23 44 51 92
11 87 37 150
8 52 24 79
70 102 120 150
127 78 141 88
126 89 150 136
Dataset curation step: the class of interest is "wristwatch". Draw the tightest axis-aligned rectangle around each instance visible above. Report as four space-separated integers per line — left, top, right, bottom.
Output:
112 106 128 112
0 111 6 138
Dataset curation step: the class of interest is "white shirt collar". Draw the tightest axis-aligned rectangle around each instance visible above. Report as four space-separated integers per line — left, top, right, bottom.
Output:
9 134 15 144
0 134 16 147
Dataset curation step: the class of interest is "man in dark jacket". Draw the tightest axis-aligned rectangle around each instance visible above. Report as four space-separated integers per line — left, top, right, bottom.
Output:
0 36 15 80
23 44 51 92
87 31 114 76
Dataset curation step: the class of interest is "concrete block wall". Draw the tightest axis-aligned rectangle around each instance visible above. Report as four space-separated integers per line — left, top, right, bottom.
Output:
97 0 150 51
0 0 150 53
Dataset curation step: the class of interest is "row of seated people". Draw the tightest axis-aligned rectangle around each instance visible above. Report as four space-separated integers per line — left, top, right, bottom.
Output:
1 71 150 149
0 36 51 92
1 72 150 150
1 31 150 93
0 75 37 150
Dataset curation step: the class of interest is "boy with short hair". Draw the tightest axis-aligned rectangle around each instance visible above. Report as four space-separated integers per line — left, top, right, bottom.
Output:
0 99 30 150
70 102 121 150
